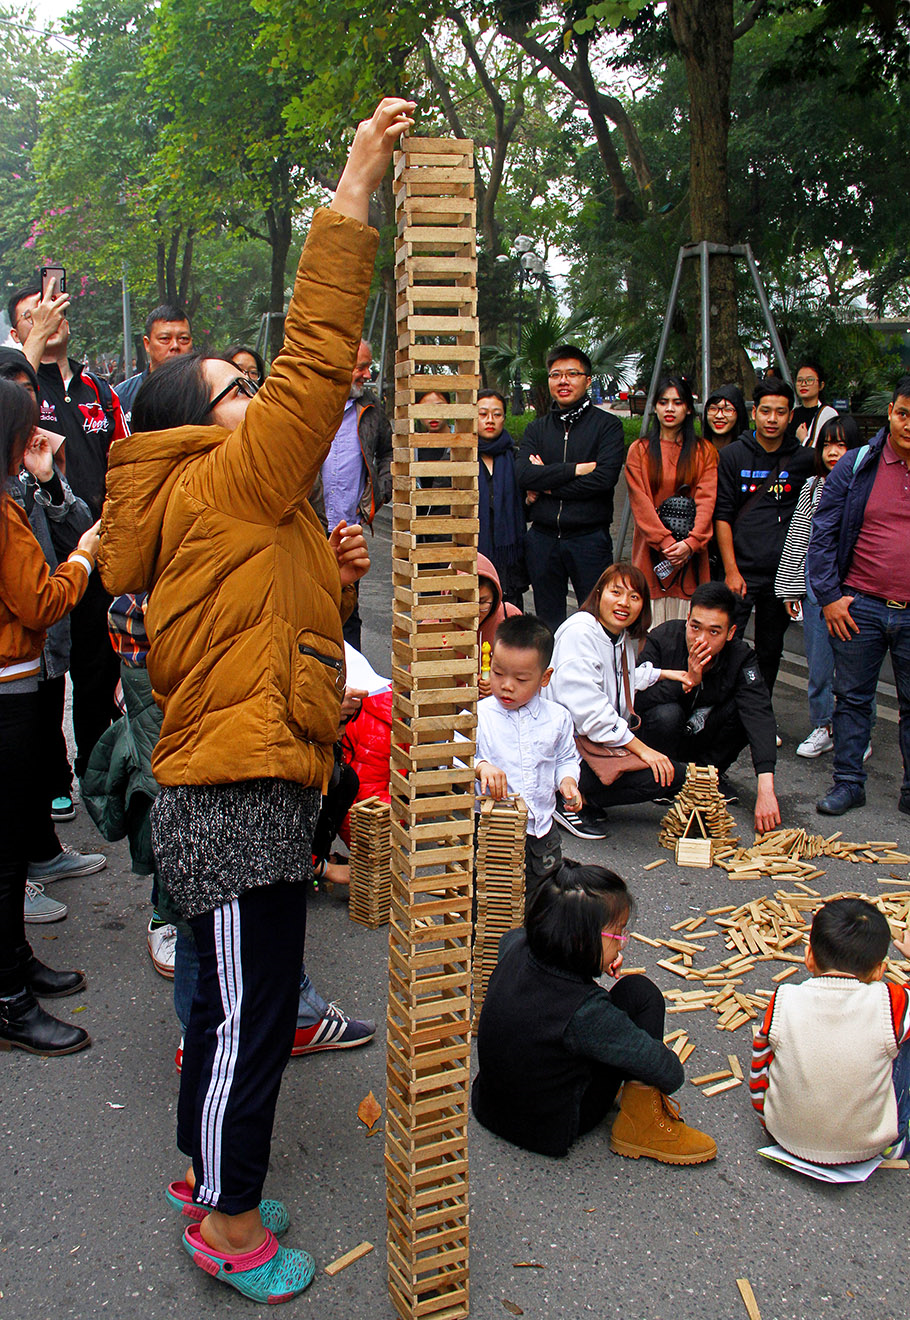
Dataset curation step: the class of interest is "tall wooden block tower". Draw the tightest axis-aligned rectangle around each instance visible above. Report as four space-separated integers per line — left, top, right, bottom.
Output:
385 136 479 1320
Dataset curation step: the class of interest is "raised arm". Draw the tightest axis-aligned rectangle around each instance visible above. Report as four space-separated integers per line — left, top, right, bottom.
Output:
208 99 415 526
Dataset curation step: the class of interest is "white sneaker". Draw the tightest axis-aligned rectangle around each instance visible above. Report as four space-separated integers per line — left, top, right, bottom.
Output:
864 741 872 763
797 726 834 758
147 920 177 979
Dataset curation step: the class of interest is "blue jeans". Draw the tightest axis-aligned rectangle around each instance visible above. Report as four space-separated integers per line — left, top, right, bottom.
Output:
830 592 910 793
174 926 328 1035
802 582 834 728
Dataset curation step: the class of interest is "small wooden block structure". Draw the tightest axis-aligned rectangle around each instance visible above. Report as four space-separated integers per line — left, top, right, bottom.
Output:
472 796 528 1030
348 796 392 929
385 135 478 1320
659 764 738 859
675 807 714 869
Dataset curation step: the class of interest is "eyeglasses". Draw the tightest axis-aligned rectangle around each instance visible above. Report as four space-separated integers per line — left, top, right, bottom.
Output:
548 369 588 381
601 930 629 944
795 376 819 386
706 401 735 414
206 375 259 413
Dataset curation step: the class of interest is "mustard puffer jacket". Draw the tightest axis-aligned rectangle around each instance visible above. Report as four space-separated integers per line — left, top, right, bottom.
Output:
97 209 378 793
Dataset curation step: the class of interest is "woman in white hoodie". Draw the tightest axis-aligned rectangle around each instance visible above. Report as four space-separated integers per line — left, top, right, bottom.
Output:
549 563 689 833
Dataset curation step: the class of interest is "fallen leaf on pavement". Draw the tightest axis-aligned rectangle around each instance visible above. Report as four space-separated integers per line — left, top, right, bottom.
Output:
357 1090 382 1131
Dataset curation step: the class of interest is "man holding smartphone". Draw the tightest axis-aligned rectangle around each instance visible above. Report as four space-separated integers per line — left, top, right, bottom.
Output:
8 278 127 793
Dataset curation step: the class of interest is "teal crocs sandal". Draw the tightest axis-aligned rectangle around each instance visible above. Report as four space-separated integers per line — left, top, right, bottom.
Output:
182 1223 315 1303
166 1181 290 1237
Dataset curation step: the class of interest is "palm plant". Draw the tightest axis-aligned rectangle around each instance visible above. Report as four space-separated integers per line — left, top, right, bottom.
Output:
484 310 638 415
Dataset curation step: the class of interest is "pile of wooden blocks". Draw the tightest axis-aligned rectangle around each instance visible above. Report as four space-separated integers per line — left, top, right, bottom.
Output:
634 885 910 1035
472 796 528 1030
348 796 392 929
385 134 478 1320
715 829 910 880
658 764 739 862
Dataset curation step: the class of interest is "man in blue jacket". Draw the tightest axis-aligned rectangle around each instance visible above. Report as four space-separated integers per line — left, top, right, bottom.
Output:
515 344 624 630
807 377 910 816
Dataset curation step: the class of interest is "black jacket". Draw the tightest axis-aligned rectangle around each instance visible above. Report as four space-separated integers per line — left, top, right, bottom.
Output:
472 929 682 1157
638 620 777 775
714 431 816 586
515 400 624 536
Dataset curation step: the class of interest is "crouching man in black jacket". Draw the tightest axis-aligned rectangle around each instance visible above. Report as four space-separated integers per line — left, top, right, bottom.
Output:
635 582 782 833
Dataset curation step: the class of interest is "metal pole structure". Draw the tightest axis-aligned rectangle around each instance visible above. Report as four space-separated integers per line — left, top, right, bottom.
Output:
699 241 711 406
743 244 792 385
614 246 686 559
121 263 132 380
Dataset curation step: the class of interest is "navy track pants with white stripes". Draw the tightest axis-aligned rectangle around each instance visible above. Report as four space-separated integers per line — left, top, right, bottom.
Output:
177 881 308 1215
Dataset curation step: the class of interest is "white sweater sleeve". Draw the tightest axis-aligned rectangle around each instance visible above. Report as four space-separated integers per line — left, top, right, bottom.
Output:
549 617 634 747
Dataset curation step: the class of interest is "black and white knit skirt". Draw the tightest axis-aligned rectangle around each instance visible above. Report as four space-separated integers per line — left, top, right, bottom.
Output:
150 778 321 919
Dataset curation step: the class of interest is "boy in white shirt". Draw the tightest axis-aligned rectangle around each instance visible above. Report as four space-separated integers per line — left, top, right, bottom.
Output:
751 897 910 1164
475 615 582 891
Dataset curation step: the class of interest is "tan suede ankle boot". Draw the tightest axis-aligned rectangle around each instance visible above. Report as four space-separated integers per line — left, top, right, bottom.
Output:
610 1083 717 1165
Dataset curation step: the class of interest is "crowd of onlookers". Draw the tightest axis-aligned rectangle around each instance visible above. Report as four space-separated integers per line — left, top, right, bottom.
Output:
1 96 909 1304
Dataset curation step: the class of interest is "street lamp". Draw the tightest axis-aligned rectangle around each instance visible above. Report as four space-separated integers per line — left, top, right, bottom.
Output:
501 237 545 415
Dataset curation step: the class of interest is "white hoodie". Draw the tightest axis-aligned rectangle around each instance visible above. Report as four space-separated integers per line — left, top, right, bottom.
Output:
547 610 660 747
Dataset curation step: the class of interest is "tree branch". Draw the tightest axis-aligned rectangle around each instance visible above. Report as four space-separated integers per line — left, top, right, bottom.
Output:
733 0 768 40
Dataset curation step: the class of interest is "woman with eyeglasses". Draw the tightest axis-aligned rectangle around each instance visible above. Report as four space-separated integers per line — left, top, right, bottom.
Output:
224 345 267 390
700 383 748 452
96 98 414 1305
700 385 748 578
789 359 838 447
472 859 716 1162
625 374 718 624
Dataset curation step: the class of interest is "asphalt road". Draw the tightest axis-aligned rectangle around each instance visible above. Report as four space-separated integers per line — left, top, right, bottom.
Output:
2 503 907 1320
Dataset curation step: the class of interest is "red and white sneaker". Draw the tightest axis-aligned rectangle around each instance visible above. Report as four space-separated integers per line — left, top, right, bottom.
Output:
291 1003 376 1056
175 1037 184 1074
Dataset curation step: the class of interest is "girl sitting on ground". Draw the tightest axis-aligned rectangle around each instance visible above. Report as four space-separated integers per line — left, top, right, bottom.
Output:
471 861 716 1163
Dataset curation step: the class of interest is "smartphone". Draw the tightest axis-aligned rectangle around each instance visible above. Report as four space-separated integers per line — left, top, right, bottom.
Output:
40 264 66 298
654 557 677 581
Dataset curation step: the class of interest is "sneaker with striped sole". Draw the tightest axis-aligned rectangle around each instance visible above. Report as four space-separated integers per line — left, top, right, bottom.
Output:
291 1003 375 1055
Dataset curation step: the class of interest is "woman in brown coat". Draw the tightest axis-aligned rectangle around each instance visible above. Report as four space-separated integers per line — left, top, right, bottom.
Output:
98 99 414 1305
0 378 100 1056
625 375 718 626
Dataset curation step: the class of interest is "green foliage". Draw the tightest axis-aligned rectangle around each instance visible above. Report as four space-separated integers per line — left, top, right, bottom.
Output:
0 4 67 299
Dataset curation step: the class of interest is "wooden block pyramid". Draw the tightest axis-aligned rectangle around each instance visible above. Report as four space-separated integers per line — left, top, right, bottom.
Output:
472 796 528 1031
348 795 392 929
659 764 739 863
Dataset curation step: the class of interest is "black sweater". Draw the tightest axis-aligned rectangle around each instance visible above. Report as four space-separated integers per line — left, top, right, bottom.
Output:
472 930 682 1156
638 620 778 775
515 401 624 536
714 432 815 586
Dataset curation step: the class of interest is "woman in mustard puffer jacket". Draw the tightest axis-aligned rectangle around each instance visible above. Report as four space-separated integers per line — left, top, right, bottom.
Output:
97 100 415 1305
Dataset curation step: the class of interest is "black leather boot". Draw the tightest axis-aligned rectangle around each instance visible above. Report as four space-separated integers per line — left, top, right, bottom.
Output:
0 990 91 1055
21 955 86 999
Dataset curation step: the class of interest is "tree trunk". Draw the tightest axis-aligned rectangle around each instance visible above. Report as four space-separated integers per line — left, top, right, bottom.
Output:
266 203 293 363
668 0 742 390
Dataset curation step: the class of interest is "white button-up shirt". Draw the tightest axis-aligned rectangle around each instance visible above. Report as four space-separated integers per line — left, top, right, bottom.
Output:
475 691 581 838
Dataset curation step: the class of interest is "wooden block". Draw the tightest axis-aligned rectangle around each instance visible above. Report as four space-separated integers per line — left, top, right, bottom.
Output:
644 859 667 871
736 1278 762 1320
325 1241 375 1276
690 1070 734 1086
679 1041 696 1064
771 967 797 983
727 1054 743 1080
879 1158 910 1169
701 1077 743 1096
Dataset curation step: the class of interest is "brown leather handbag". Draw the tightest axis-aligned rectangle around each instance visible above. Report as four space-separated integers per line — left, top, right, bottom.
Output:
574 648 649 785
